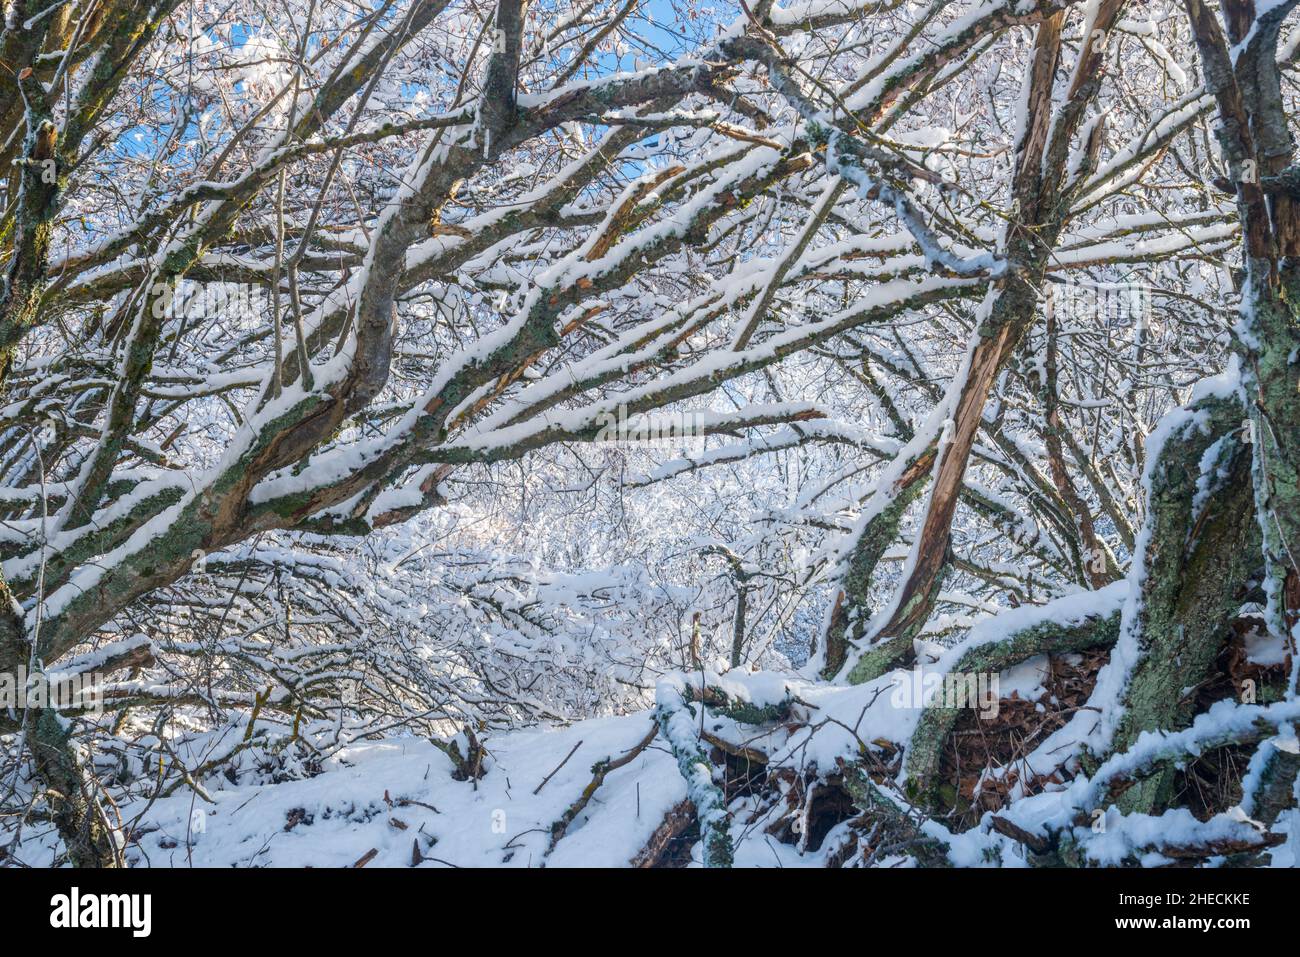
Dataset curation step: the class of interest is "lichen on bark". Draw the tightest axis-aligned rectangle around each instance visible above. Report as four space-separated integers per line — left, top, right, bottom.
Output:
1108 397 1259 814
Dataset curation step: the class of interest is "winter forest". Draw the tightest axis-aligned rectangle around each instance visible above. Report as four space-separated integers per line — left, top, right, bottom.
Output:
0 0 1298 874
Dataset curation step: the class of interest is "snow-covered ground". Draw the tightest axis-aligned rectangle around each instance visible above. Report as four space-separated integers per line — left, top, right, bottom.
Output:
128 714 684 869
11 647 1295 868
101 671 905 868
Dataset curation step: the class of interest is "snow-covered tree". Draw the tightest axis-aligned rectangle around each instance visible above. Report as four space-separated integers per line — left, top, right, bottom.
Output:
0 0 1296 869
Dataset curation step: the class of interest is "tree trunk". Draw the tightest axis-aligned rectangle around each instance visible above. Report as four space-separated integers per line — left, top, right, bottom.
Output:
1109 397 1259 813
28 709 122 867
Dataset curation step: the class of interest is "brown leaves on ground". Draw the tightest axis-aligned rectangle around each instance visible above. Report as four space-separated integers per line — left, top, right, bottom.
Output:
1174 617 1291 820
938 647 1108 829
935 617 1292 830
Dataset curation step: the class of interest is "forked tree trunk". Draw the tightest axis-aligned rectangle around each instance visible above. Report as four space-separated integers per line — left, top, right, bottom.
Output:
824 4 1126 683
1171 0 1300 813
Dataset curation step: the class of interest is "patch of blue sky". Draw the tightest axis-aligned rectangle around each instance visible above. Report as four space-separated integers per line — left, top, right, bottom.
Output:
89 1 742 243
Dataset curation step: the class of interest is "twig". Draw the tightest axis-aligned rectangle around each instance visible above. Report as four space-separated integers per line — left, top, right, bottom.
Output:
534 740 583 794
351 847 378 868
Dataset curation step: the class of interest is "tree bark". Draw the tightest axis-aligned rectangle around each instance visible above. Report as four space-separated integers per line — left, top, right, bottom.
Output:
1109 398 1259 814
